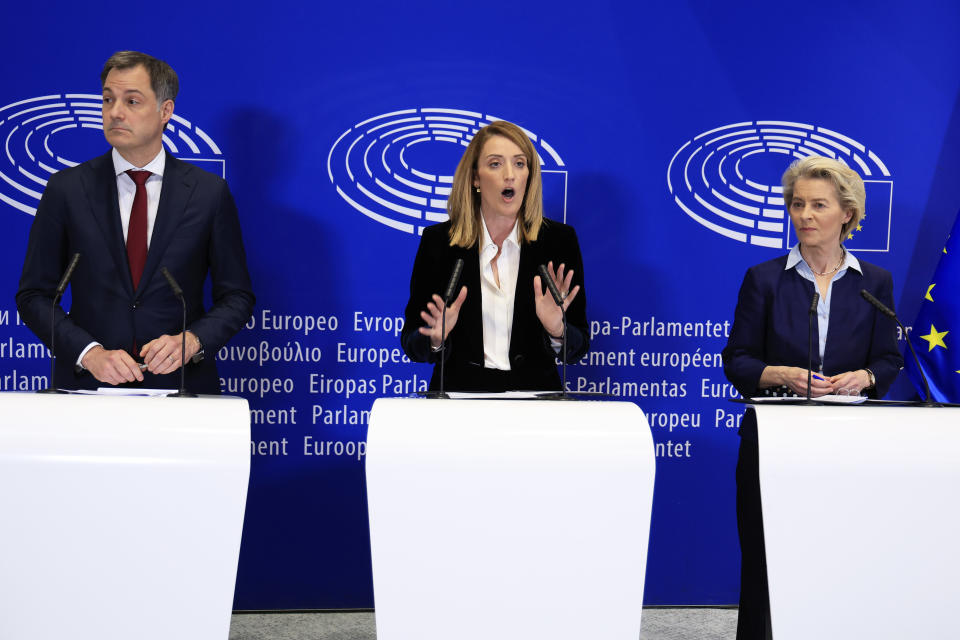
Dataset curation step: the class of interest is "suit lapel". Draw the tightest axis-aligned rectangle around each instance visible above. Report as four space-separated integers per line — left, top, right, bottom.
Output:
510 235 540 359
456 244 484 365
82 151 134 296
824 268 861 369
139 153 195 294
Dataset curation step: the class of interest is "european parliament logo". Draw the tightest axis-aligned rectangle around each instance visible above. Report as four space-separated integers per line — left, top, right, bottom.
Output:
667 121 893 251
0 94 224 216
327 108 568 236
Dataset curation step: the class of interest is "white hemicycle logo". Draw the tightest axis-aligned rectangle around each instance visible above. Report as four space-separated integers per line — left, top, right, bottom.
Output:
667 121 893 251
327 108 567 235
0 93 224 216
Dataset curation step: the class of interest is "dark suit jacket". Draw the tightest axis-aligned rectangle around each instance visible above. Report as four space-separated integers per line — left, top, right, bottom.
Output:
722 254 903 400
16 150 255 393
401 218 589 391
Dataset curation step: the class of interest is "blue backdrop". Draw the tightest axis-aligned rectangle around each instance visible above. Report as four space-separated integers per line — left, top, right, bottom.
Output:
1 1 958 608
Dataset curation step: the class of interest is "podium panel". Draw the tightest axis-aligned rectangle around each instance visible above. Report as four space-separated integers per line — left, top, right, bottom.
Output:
0 393 250 640
366 398 655 640
756 404 960 640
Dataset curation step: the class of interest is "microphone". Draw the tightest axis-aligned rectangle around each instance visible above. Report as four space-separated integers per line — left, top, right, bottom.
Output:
860 289 939 406
433 258 464 399
161 267 196 398
442 258 464 306
859 289 894 319
538 264 565 306
538 264 570 400
161 266 183 298
39 253 81 394
56 253 81 296
806 291 819 403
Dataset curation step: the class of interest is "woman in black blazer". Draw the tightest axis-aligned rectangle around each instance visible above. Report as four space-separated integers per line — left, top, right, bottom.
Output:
401 120 588 392
722 155 903 639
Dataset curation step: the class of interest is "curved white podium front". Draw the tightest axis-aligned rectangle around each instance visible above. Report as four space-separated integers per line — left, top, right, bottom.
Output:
0 393 250 640
756 404 960 640
366 397 655 640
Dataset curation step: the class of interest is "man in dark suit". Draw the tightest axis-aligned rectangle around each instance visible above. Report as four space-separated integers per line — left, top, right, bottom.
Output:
16 51 254 393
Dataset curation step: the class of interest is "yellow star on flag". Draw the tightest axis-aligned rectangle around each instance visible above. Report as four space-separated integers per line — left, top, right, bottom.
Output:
925 283 936 302
855 224 863 231
920 324 949 351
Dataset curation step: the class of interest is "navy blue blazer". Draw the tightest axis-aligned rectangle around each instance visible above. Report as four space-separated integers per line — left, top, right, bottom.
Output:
401 218 589 391
722 254 903 399
16 151 255 393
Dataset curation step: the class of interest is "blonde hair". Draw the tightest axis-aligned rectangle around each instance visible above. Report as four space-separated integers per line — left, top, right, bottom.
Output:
447 120 543 248
782 155 865 242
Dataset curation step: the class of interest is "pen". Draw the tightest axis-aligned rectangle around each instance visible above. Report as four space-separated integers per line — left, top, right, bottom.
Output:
811 373 825 381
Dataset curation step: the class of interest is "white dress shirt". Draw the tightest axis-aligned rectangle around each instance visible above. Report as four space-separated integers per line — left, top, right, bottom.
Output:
113 147 166 248
479 216 521 370
785 243 862 367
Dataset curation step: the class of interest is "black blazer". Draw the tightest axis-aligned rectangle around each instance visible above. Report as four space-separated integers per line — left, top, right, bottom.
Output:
401 218 589 391
16 151 255 393
722 254 903 399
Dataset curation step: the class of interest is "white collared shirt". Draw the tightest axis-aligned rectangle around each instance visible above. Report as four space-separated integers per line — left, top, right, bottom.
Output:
479 216 521 370
112 147 166 247
785 243 862 367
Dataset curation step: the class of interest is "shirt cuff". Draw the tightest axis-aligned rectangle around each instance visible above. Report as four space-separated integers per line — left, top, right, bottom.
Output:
548 335 563 353
76 342 102 369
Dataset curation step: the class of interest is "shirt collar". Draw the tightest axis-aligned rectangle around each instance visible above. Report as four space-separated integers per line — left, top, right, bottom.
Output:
112 147 166 177
479 213 520 254
785 243 862 274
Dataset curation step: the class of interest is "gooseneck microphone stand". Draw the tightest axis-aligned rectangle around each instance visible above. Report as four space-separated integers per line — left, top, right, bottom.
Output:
39 253 81 394
804 291 820 404
161 267 197 398
426 258 464 399
538 264 571 400
860 289 954 407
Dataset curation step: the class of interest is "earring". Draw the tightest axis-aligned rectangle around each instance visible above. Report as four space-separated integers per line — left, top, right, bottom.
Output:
475 187 480 193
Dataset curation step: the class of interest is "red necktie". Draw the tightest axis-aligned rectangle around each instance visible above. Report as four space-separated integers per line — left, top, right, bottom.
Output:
126 170 151 289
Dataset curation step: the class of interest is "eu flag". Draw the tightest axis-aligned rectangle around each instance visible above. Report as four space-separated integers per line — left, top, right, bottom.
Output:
907 210 960 402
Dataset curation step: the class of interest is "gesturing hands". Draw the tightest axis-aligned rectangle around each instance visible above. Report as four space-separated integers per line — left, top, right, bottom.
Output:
533 261 580 338
418 286 468 349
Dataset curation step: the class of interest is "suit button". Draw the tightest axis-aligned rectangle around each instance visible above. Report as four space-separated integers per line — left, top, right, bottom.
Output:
132 300 139 309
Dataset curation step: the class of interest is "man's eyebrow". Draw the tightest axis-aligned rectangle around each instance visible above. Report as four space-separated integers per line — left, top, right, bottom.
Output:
102 87 145 95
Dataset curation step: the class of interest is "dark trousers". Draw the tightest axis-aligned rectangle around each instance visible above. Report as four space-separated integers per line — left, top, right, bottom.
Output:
736 413 773 639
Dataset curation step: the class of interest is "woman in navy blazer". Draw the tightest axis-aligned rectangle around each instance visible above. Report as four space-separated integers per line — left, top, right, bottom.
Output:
722 156 903 639
401 120 588 392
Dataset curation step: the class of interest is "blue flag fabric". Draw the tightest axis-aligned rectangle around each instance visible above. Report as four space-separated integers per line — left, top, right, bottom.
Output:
907 210 960 402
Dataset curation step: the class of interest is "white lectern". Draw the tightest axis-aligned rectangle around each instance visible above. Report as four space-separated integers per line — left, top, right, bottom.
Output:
366 398 655 640
755 404 960 640
0 393 250 640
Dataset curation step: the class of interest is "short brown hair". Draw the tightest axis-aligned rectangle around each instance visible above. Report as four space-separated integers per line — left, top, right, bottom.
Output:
101 51 179 106
782 155 865 242
447 120 544 248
